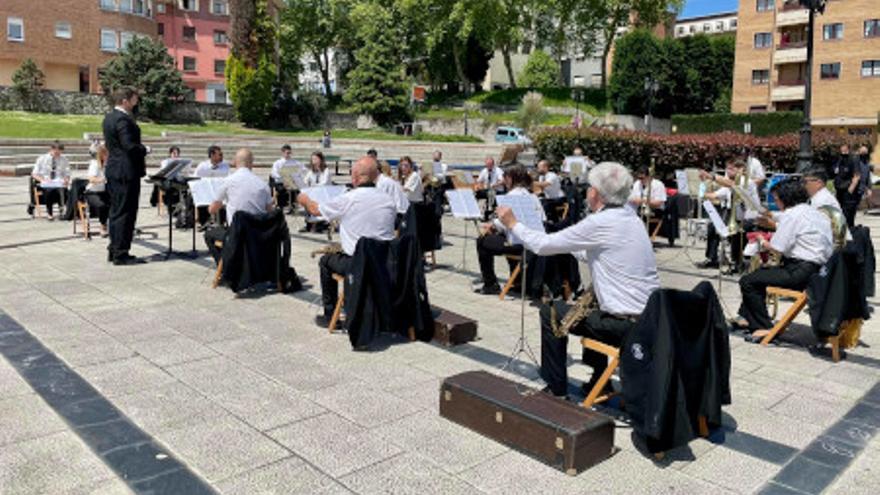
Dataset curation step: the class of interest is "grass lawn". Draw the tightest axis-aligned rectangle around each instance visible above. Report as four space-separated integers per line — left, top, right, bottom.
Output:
0 111 482 143
415 108 576 127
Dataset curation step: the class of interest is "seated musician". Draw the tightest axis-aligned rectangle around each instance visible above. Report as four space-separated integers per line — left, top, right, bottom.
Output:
628 165 667 219
204 148 274 263
496 162 660 399
431 150 448 182
561 145 594 183
270 144 302 213
31 140 71 220
300 152 333 233
696 159 762 271
86 144 111 237
400 156 423 204
475 156 505 219
732 178 833 337
377 161 410 215
757 168 849 239
534 159 566 222
298 157 397 327
192 145 230 229
151 146 181 207
474 164 545 296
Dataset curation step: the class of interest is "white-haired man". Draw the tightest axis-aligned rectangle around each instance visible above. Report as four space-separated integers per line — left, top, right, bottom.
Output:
497 162 660 399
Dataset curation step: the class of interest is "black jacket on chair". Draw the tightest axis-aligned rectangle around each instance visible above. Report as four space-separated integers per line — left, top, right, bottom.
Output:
220 210 301 293
102 109 147 181
390 233 434 342
414 200 442 253
807 248 870 338
62 178 89 221
850 226 875 298
660 195 680 244
344 238 394 348
620 281 731 454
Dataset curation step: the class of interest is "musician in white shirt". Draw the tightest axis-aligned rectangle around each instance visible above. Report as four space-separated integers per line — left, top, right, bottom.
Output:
476 156 505 192
31 141 71 220
535 160 564 199
270 144 302 212
304 152 332 187
474 165 545 295
496 162 660 399
377 165 410 215
86 144 110 236
298 156 397 327
151 146 182 209
745 148 767 188
192 145 230 228
399 156 423 203
628 165 667 213
431 150 448 181
734 178 832 337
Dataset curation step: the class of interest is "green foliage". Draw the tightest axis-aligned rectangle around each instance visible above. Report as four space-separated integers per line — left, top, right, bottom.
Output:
469 87 608 112
608 29 664 116
515 91 547 132
226 54 277 127
344 2 410 126
518 50 560 89
11 59 45 112
291 91 328 129
98 37 190 121
281 0 353 96
713 87 732 114
672 112 803 137
230 0 277 65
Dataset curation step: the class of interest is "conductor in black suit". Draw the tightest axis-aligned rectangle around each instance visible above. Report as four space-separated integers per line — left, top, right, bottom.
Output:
103 87 148 265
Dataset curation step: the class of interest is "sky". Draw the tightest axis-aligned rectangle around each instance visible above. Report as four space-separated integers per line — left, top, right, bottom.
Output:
680 0 739 19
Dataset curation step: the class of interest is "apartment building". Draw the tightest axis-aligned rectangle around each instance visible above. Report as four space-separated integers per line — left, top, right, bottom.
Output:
0 0 157 93
732 0 880 135
482 45 604 91
675 11 738 38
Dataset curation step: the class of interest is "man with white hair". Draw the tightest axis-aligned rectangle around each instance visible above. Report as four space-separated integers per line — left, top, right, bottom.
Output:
497 162 660 399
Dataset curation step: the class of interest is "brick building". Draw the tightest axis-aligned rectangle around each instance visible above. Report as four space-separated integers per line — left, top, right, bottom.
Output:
1 0 157 93
732 0 880 136
675 11 738 38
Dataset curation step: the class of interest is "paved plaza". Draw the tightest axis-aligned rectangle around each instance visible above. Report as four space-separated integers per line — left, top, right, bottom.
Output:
0 167 878 495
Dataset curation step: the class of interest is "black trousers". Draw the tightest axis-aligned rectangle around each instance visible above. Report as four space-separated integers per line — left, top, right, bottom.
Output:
539 301 636 396
86 191 110 226
705 220 752 266
204 226 227 263
319 252 352 317
476 233 522 288
737 258 821 330
840 199 859 228
107 178 140 259
38 187 64 216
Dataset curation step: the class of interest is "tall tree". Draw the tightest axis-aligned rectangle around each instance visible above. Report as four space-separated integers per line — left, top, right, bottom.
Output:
608 29 664 116
281 0 352 97
492 0 531 89
533 0 598 86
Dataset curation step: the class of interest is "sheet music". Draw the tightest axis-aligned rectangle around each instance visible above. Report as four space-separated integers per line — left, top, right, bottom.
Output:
497 194 545 232
155 159 192 180
189 177 226 207
453 170 474 185
675 170 689 194
445 189 482 219
38 179 65 189
703 200 729 238
563 157 586 179
685 168 703 196
301 185 346 206
282 171 308 191
732 185 766 214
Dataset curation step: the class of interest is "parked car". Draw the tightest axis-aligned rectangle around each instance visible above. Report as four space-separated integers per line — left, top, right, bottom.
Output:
494 126 532 146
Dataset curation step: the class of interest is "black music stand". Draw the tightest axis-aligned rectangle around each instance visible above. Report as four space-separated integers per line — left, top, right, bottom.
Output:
146 159 199 260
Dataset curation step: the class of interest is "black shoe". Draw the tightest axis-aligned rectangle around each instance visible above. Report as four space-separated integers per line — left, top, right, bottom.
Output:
314 314 331 327
581 379 614 398
474 284 501 295
540 385 568 400
113 255 146 266
107 252 114 263
696 260 719 269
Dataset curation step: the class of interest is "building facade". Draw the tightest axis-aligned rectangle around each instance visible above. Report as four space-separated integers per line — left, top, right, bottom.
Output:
155 0 231 103
1 0 157 93
481 46 604 91
732 0 880 133
675 11 738 38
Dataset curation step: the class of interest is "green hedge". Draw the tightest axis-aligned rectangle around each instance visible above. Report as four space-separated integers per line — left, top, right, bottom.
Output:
671 112 803 137
534 127 864 178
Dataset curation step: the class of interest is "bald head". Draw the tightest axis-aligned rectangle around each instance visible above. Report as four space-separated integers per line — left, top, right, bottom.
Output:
352 156 379 187
234 148 254 169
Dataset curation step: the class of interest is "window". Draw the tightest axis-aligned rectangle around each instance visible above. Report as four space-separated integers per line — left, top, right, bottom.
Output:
677 27 684 36
866 20 880 38
754 32 772 49
521 41 532 54
183 57 196 72
716 21 725 31
749 106 768 113
756 0 774 12
820 63 841 80
213 30 228 44
214 59 225 75
120 31 134 48
158 23 164 36
752 69 770 85
208 84 227 103
823 23 843 40
100 0 117 11
703 23 711 32
157 3 165 13
119 0 132 13
101 29 118 52
212 0 228 15
689 25 695 34
7 17 24 42
862 60 880 78
180 0 198 11
183 26 196 41
55 21 72 39
133 0 146 15
730 19 738 29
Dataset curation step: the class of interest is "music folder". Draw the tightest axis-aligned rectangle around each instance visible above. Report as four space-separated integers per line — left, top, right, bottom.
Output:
445 189 481 219
497 194 545 233
188 177 226 207
703 200 729 238
301 185 346 206
152 159 192 181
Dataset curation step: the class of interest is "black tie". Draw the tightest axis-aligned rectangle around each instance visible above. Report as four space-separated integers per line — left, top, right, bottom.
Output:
51 160 57 180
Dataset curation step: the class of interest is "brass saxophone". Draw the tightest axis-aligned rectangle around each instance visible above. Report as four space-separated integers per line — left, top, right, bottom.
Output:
726 170 749 236
310 242 342 258
640 159 656 222
550 286 597 338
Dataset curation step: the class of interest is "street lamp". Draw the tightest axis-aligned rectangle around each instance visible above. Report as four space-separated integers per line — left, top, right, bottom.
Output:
796 0 827 173
644 77 659 133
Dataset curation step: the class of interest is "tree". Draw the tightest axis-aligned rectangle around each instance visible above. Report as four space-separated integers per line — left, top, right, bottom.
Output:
230 0 276 66
492 0 532 89
608 29 664 116
515 91 547 133
534 0 598 86
228 0 278 126
11 59 45 112
281 0 353 97
518 50 559 88
344 1 410 125
98 37 190 120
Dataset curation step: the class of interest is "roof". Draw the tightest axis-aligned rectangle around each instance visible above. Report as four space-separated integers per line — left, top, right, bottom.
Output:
676 11 738 24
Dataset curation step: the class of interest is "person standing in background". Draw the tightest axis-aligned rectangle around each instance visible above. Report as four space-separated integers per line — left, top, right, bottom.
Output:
833 144 862 228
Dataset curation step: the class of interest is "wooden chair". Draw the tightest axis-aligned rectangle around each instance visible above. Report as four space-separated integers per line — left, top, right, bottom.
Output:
72 199 99 239
555 202 569 222
759 287 841 362
647 217 664 243
32 183 43 219
581 338 621 408
211 240 225 288
499 254 523 300
157 189 165 216
328 273 346 333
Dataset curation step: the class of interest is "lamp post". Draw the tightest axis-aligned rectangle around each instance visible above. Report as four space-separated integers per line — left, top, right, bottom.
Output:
644 77 659 134
796 0 827 173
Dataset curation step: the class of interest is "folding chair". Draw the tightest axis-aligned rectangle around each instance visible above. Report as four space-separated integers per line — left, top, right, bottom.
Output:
211 240 224 289
647 217 664 243
328 273 346 333
32 181 44 218
759 287 841 362
499 254 523 300
72 199 100 240
581 338 621 408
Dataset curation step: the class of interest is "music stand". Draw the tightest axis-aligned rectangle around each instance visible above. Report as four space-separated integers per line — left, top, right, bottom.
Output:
146 160 198 260
445 189 482 270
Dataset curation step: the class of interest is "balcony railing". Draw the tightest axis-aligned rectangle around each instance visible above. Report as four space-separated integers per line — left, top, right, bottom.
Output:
777 8 809 27
781 0 805 12
777 40 807 50
776 79 805 87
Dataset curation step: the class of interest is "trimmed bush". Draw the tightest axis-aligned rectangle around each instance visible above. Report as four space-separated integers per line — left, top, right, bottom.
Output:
534 126 865 177
672 112 803 137
226 54 276 128
518 50 559 89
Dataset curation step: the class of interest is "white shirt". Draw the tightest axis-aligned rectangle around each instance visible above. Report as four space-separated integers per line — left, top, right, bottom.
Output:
86 160 106 193
493 187 546 245
32 153 70 181
214 168 273 226
511 206 660 316
809 187 842 211
630 179 667 209
318 186 397 256
193 160 230 178
432 161 448 180
305 168 332 187
539 171 564 199
403 172 424 203
271 157 302 181
747 156 766 184
713 181 762 220
477 167 504 191
770 203 833 266
377 174 410 214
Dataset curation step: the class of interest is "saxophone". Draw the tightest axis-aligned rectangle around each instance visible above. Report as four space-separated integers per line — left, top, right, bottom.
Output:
550 286 597 338
310 242 342 258
726 170 749 236
640 159 656 222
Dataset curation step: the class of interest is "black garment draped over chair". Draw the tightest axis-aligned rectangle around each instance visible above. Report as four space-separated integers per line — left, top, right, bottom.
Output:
220 210 301 293
851 226 875 298
620 281 731 454
659 195 680 245
62 178 89 221
414 200 442 253
807 248 871 338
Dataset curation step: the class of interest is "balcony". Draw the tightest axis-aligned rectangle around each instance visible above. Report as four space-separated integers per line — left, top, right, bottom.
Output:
777 8 809 27
771 82 805 102
774 46 807 65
